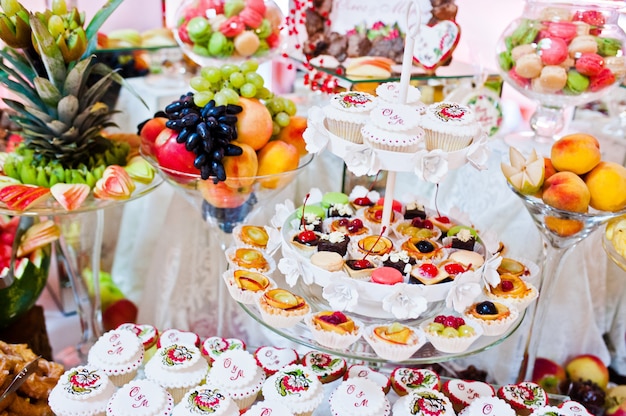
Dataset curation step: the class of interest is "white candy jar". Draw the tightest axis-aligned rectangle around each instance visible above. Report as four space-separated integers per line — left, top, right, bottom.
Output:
496 0 626 143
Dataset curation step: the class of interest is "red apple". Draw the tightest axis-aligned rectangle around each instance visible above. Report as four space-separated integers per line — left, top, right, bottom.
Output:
565 354 610 391
139 117 168 156
102 298 138 332
154 128 199 175
606 386 626 416
532 357 567 394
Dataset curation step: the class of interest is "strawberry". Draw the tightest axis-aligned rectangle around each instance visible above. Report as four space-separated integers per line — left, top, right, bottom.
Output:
50 183 91 211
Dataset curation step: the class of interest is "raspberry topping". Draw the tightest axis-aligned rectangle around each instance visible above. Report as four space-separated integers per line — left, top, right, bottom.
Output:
318 311 348 325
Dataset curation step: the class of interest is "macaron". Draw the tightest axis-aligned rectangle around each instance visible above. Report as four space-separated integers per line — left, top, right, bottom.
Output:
589 67 616 92
295 204 326 220
546 21 578 43
568 35 598 58
322 192 350 209
370 266 404 285
376 197 403 213
575 53 604 77
538 37 569 65
565 70 590 94
515 54 543 79
311 251 344 272
537 65 568 93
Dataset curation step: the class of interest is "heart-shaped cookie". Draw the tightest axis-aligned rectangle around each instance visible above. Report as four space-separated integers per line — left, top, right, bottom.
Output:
201 336 246 363
254 346 299 375
443 378 495 408
413 20 461 72
302 351 347 383
391 368 440 396
117 323 159 349
497 381 548 412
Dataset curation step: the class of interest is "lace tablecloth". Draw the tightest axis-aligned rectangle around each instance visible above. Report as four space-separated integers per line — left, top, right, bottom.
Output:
105 132 626 384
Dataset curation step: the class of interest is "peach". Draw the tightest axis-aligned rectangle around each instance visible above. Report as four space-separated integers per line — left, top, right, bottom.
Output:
565 354 609 391
198 180 250 208
276 115 308 156
256 140 299 189
584 161 626 212
544 157 557 180
542 171 590 213
235 97 273 151
550 133 601 175
544 216 584 237
222 141 258 190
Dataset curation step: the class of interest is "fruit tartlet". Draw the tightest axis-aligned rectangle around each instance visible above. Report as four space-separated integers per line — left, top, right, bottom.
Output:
232 224 276 253
302 351 347 384
401 237 445 261
497 257 539 281
421 314 483 353
428 214 456 233
409 261 454 285
253 346 299 377
343 256 380 280
394 217 442 241
304 310 363 349
464 300 520 336
392 388 455 416
326 216 370 236
348 234 394 260
390 368 440 396
226 247 275 273
364 322 426 362
223 269 276 304
360 205 403 233
329 377 391 416
497 381 548 416
290 226 321 257
257 288 310 328
485 273 538 312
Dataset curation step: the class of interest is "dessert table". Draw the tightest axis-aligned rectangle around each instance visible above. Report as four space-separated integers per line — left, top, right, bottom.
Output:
38 75 626 385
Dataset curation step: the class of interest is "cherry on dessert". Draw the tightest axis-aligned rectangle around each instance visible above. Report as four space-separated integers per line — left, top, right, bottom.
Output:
418 263 438 278
374 209 383 220
297 229 316 243
436 216 450 224
444 263 465 276
476 301 498 315
352 259 372 269
350 218 363 229
338 218 350 227
501 280 515 292
353 197 371 206
455 316 465 327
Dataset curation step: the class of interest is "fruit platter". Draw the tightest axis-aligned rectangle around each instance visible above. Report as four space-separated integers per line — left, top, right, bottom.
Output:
221 188 537 363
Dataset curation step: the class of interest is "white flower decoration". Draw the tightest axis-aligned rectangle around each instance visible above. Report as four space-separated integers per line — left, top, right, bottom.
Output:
304 188 323 205
271 199 295 230
322 277 359 311
479 228 500 255
344 146 379 177
302 106 328 154
278 256 306 287
382 284 428 319
264 225 282 256
445 270 483 313
480 253 503 288
447 206 471 228
414 149 449 183
466 134 490 171
348 186 380 203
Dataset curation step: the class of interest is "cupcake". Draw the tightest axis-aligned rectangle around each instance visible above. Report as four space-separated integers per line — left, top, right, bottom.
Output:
458 396 516 416
390 368 440 396
361 104 424 153
442 378 495 414
222 268 276 305
464 300 520 336
304 310 363 349
49 365 117 416
376 81 423 109
87 328 144 387
497 382 548 416
171 385 239 416
206 349 265 411
363 322 426 362
485 273 538 312
116 323 159 363
392 389 455 416
201 336 246 365
301 351 347 384
262 364 324 416
106 379 174 416
157 328 201 349
144 343 209 403
329 377 391 415
253 346 299 377
344 364 391 394
421 101 481 151
257 288 310 328
421 314 484 354
323 91 377 143
242 401 295 415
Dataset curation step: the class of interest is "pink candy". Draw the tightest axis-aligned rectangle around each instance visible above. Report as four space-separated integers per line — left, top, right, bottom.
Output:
538 37 569 65
575 53 604 77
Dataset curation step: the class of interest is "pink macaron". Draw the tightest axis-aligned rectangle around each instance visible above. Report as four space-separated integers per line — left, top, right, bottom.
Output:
371 266 404 285
538 37 569 65
575 53 604 77
545 21 578 43
589 67 616 92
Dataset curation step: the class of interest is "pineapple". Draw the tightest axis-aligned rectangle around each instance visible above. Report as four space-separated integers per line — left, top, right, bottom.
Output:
0 0 133 187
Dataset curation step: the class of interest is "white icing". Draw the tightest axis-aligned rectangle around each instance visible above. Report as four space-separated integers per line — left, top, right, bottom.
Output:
243 401 294 416
459 396 515 416
262 364 324 412
370 104 421 131
362 124 424 151
329 378 391 415
345 365 389 391
158 328 199 348
144 344 209 389
106 379 173 416
329 203 353 216
321 231 347 244
392 389 455 416
444 379 495 405
207 350 265 400
87 329 143 372
376 82 422 105
172 385 239 416
330 92 377 113
254 346 298 373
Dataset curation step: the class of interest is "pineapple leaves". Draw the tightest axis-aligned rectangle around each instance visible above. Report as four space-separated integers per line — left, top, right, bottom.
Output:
91 62 148 109
63 57 91 97
34 77 62 107
83 0 124 57
57 95 79 125
30 14 66 89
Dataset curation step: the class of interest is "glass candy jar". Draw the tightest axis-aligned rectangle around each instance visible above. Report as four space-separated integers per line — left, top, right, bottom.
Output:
173 0 284 66
496 0 626 142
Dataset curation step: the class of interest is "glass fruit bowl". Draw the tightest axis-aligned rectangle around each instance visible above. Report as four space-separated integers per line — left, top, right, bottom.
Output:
173 0 285 66
496 0 626 142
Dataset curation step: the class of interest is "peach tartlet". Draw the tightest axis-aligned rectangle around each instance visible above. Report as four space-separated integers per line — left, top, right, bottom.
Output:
237 225 269 250
257 288 310 328
464 300 520 336
350 235 394 258
226 247 274 273
364 322 426 361
223 269 276 304
304 311 363 349
485 274 538 311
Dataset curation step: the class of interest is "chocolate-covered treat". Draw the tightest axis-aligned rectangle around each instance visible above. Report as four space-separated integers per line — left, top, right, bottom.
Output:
317 232 350 257
312 0 333 17
326 32 348 61
431 2 458 22
305 8 325 37
346 33 372 58
368 37 405 64
403 202 427 220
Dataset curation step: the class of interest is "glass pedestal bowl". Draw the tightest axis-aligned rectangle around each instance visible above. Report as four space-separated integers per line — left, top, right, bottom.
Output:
173 0 285 67
496 0 626 150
